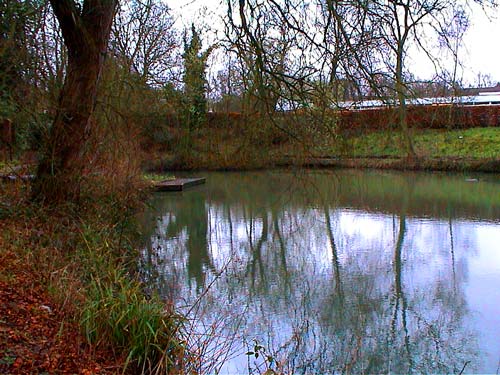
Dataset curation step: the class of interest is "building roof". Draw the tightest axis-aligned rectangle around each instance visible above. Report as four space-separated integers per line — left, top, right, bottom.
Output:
461 83 500 96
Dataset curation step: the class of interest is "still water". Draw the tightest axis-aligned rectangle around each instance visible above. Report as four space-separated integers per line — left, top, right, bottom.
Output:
140 170 500 374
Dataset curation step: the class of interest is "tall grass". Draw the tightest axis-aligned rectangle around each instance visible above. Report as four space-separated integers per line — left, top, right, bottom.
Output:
82 268 186 374
72 183 194 374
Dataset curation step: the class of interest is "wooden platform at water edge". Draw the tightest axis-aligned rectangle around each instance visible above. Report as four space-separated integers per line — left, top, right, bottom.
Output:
154 177 206 192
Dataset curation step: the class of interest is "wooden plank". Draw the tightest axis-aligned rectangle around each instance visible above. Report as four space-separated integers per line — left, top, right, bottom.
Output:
154 177 206 192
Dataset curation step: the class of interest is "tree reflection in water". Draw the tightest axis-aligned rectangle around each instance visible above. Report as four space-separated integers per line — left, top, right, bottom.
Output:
140 170 499 373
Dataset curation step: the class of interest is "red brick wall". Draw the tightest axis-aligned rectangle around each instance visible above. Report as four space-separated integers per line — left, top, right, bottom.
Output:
337 104 500 132
174 105 500 131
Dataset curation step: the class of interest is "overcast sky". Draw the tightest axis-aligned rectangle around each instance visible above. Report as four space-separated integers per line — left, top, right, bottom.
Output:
460 4 500 84
169 0 500 86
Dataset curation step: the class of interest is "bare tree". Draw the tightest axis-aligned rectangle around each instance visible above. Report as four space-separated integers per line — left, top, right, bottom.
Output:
323 0 473 157
371 0 451 157
225 0 319 113
111 0 178 86
437 6 469 96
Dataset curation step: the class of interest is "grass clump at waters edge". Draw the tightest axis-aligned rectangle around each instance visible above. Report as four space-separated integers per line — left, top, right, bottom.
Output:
0 178 191 374
77 219 189 374
82 268 186 373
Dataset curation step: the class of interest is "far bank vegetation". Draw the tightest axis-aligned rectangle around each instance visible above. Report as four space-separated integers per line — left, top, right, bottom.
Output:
1 0 499 180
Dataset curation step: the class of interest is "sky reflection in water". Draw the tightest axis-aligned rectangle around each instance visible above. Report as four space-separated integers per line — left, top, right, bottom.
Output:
140 170 500 374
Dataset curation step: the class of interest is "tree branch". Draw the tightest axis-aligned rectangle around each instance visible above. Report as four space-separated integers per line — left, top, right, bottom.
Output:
48 0 88 54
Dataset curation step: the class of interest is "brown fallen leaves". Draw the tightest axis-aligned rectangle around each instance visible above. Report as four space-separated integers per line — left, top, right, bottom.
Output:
0 206 123 374
0 250 122 374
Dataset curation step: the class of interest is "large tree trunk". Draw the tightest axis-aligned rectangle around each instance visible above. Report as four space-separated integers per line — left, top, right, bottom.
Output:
32 0 117 203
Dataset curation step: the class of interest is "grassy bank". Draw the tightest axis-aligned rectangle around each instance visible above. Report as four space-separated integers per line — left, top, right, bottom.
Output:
145 126 500 173
331 127 500 159
0 179 191 374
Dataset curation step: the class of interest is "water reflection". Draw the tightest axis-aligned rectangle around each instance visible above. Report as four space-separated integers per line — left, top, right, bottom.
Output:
140 170 500 374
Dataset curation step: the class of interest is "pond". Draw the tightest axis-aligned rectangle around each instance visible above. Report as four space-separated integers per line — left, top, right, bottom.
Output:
139 170 500 374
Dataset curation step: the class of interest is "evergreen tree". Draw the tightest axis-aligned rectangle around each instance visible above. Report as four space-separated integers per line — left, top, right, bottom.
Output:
182 24 213 130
